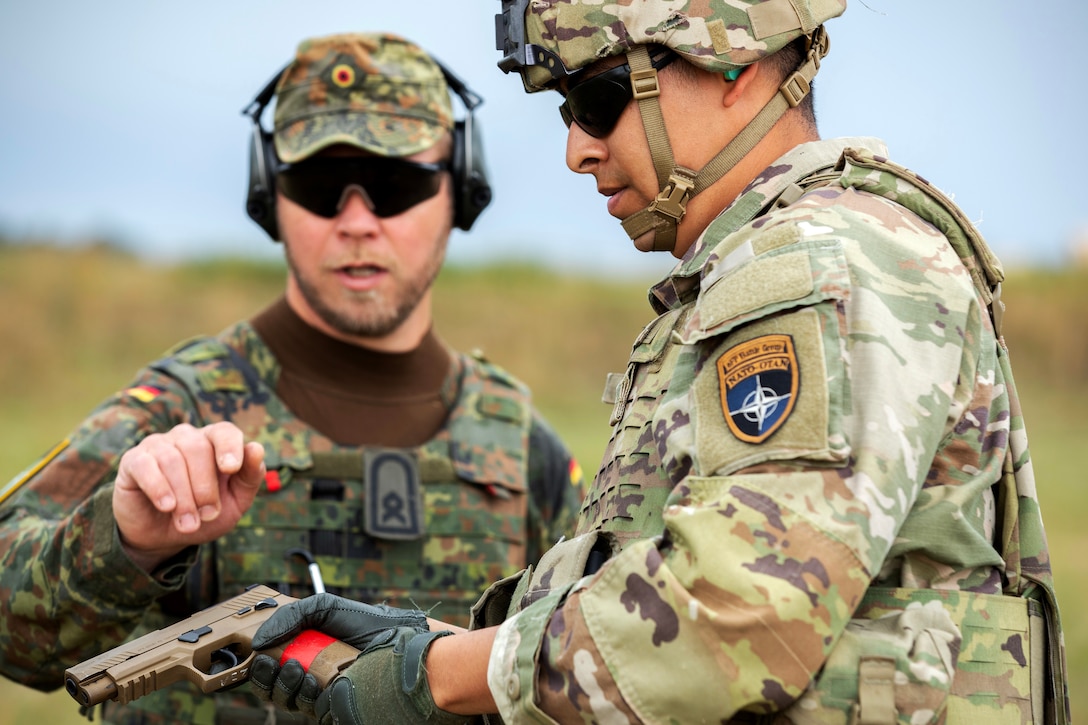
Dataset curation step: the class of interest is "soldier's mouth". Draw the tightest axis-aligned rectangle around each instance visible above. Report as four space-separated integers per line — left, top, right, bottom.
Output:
602 187 624 216
341 265 381 278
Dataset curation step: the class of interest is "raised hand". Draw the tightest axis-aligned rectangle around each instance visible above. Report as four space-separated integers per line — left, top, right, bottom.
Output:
112 421 265 572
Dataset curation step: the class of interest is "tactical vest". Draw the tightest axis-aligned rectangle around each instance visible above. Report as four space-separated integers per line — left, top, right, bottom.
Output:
580 305 691 549
489 149 1068 723
105 330 533 725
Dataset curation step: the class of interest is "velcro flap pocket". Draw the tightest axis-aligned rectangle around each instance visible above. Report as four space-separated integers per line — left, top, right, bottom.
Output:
681 238 850 345
783 598 961 723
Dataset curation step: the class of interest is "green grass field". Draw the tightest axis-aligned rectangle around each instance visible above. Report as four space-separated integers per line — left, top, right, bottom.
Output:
0 244 1082 722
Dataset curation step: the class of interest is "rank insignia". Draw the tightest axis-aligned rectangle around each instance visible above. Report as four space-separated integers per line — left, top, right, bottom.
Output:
717 333 799 444
364 450 424 541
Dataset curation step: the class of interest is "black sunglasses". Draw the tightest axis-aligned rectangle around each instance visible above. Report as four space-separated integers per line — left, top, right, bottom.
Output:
276 157 450 219
559 50 679 139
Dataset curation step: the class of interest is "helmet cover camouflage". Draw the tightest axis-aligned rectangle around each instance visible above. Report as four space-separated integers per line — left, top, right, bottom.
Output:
507 0 846 92
273 32 454 162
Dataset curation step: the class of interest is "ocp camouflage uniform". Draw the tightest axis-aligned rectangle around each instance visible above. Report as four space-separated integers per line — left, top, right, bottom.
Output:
481 137 1068 723
0 321 584 724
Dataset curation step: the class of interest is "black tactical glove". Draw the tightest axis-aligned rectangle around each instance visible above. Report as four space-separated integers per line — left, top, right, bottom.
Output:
251 593 429 650
314 626 472 725
249 593 430 717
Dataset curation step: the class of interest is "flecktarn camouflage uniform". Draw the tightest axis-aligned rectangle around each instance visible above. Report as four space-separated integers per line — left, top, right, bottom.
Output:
482 137 1068 723
0 321 584 724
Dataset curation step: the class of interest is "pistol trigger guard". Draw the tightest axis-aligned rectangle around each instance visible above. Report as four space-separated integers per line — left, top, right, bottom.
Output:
208 646 241 675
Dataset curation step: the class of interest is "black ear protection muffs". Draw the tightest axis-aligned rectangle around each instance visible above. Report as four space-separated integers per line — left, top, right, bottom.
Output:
242 59 493 240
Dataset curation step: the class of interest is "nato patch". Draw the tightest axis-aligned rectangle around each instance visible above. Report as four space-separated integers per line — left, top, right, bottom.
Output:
717 334 799 444
363 450 424 541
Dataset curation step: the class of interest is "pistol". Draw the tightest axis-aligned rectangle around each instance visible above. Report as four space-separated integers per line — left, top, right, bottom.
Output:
64 584 358 708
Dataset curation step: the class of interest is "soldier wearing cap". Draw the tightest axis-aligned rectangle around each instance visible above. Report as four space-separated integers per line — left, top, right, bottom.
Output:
248 3 1069 724
0 31 585 724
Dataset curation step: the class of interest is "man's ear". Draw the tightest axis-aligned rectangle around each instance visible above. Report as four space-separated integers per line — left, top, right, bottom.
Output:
723 62 760 108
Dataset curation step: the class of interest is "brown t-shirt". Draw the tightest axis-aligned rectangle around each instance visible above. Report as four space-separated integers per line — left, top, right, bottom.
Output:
250 297 455 448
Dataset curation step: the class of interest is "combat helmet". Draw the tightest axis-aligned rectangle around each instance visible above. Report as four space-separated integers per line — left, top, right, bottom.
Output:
496 0 846 253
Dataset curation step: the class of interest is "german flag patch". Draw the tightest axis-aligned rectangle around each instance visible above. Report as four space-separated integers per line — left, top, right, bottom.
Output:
717 334 799 444
569 458 584 489
124 385 163 403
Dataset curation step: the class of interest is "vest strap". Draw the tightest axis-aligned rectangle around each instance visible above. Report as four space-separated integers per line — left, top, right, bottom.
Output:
855 657 896 725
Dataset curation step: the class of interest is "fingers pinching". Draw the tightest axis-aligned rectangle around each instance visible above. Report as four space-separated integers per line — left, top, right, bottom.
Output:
166 424 223 525
204 420 248 473
116 434 178 513
237 440 267 488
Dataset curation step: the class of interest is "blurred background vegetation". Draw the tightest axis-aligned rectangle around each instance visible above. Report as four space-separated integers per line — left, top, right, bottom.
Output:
0 243 1083 722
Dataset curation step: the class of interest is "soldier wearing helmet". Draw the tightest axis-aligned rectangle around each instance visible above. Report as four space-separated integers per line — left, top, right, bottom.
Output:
249 3 1070 723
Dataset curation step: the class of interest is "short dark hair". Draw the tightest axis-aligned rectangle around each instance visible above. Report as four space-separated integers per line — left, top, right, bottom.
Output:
659 38 817 129
764 36 817 128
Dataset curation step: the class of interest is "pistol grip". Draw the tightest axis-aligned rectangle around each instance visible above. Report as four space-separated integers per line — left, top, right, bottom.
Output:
274 630 360 687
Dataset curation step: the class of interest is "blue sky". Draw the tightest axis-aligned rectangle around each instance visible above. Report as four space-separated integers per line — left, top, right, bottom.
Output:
1 1 1085 278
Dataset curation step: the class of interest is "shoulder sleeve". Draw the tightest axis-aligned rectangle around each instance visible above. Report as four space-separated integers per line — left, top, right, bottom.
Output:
524 410 585 565
0 365 199 689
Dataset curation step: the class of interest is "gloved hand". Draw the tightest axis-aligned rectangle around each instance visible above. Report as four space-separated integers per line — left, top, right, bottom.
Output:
249 593 430 717
251 592 429 651
314 626 472 725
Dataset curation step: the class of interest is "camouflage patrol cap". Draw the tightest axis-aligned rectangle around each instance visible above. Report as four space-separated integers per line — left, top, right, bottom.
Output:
273 32 454 162
500 0 846 92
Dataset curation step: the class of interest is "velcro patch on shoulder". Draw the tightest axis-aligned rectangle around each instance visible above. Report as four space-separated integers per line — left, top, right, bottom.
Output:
172 338 228 363
196 368 248 393
700 248 813 335
476 393 524 423
717 333 799 444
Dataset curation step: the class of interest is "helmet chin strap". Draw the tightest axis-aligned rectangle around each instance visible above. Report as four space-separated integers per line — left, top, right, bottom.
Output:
620 27 830 254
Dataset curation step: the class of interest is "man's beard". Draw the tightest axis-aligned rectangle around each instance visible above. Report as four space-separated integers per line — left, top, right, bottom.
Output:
285 249 443 340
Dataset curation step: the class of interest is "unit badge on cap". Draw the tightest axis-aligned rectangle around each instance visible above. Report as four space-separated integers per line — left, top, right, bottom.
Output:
717 333 799 444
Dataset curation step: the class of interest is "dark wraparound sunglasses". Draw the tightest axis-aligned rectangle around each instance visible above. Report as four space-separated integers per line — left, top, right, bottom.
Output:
559 50 679 139
276 157 450 219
